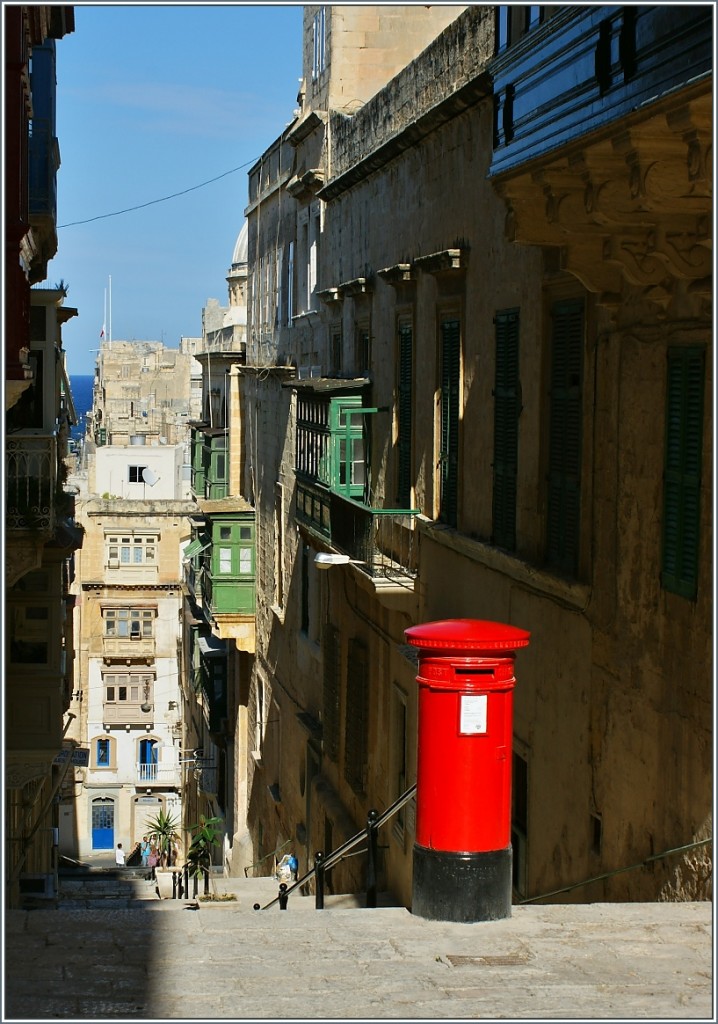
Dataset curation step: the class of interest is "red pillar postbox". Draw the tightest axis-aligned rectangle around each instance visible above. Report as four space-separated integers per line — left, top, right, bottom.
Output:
405 618 530 922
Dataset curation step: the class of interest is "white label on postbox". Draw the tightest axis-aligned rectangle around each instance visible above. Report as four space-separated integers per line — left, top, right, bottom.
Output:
460 693 488 735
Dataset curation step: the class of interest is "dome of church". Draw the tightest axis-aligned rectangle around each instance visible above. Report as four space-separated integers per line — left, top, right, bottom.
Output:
231 221 248 269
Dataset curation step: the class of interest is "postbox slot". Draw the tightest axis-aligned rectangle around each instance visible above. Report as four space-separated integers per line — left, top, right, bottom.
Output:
455 669 493 675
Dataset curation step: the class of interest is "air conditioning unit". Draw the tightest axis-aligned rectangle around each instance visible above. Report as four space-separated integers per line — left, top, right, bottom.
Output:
251 749 263 766
108 559 119 568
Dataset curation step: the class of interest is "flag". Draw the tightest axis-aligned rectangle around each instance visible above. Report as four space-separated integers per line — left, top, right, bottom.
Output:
100 325 105 339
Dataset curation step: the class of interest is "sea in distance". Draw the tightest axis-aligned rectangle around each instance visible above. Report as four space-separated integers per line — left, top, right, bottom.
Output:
70 374 94 443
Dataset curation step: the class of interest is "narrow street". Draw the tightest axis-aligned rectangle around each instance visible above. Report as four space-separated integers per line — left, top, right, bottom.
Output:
4 868 713 1020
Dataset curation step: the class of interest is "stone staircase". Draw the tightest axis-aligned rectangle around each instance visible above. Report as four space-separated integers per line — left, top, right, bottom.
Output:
51 864 400 912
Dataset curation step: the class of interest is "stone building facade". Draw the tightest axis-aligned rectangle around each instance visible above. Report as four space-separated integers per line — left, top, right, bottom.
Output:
66 498 192 861
4 6 79 907
238 3 712 907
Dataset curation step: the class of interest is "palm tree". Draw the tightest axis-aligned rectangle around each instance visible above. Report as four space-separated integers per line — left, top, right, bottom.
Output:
144 809 180 867
186 814 223 894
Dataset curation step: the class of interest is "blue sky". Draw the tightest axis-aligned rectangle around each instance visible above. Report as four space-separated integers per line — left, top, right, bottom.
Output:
49 3 305 375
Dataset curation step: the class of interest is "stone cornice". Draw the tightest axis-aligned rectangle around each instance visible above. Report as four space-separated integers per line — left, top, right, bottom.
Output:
493 89 712 313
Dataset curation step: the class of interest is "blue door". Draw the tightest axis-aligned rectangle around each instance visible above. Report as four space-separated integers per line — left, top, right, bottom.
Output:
92 798 114 849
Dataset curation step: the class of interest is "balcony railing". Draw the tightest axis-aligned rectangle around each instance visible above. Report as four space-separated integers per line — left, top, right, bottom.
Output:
296 482 419 579
6 434 57 531
136 763 181 786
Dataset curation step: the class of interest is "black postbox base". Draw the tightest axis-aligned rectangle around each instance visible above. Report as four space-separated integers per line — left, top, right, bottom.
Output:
412 843 512 922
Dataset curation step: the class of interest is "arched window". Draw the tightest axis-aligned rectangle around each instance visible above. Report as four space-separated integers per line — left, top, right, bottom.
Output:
92 735 116 769
138 737 159 782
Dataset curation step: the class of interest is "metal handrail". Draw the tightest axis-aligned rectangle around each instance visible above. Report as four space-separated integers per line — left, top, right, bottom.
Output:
255 783 417 911
244 838 292 878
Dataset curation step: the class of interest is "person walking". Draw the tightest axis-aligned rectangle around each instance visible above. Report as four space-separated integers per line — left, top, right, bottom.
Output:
140 836 151 869
115 843 125 867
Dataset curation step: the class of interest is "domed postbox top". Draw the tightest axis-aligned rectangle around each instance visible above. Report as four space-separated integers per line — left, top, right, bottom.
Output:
405 619 530 652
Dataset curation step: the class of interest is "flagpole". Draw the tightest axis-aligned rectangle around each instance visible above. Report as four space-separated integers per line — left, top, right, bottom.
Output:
109 275 112 343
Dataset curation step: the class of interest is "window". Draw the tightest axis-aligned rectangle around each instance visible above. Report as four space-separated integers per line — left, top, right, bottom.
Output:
396 320 413 508
330 326 342 376
512 750 528 898
546 299 584 574
439 318 461 527
239 548 252 574
493 309 521 551
219 548 232 574
296 394 330 480
300 544 322 643
103 608 154 638
356 324 370 376
344 638 369 795
296 394 376 501
104 672 154 704
138 737 159 782
333 399 367 498
274 485 285 609
106 534 157 566
287 241 295 325
93 736 116 769
128 465 147 483
297 213 309 314
496 5 511 52
308 206 320 312
322 625 341 762
312 6 326 79
661 346 705 599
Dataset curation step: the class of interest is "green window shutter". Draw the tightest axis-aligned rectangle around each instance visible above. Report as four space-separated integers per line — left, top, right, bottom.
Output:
322 626 341 763
546 299 584 574
440 319 461 527
397 322 413 508
344 638 368 795
662 347 704 599
493 309 520 551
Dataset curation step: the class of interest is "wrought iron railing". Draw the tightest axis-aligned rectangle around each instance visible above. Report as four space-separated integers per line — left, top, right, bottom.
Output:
254 783 417 911
296 481 420 580
330 497 420 579
6 434 57 531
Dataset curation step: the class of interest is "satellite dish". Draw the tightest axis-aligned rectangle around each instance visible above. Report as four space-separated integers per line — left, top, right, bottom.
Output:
142 467 158 486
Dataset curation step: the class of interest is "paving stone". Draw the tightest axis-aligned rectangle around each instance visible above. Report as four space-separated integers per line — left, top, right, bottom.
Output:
3 881 712 1021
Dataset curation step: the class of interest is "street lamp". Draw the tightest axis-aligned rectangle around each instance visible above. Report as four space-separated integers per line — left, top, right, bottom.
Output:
313 552 366 570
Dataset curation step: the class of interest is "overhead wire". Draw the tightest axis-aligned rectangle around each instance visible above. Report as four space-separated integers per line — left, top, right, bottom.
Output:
57 157 258 229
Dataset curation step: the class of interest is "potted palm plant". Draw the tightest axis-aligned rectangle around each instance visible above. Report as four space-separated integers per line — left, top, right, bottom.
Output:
144 809 181 898
186 814 223 897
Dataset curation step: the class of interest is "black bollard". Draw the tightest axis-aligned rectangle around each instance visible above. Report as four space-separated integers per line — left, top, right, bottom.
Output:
172 871 178 899
278 882 289 910
366 808 379 908
314 851 325 910
203 867 210 896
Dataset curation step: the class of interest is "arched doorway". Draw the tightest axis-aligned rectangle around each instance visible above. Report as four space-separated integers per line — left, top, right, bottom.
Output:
91 796 114 850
